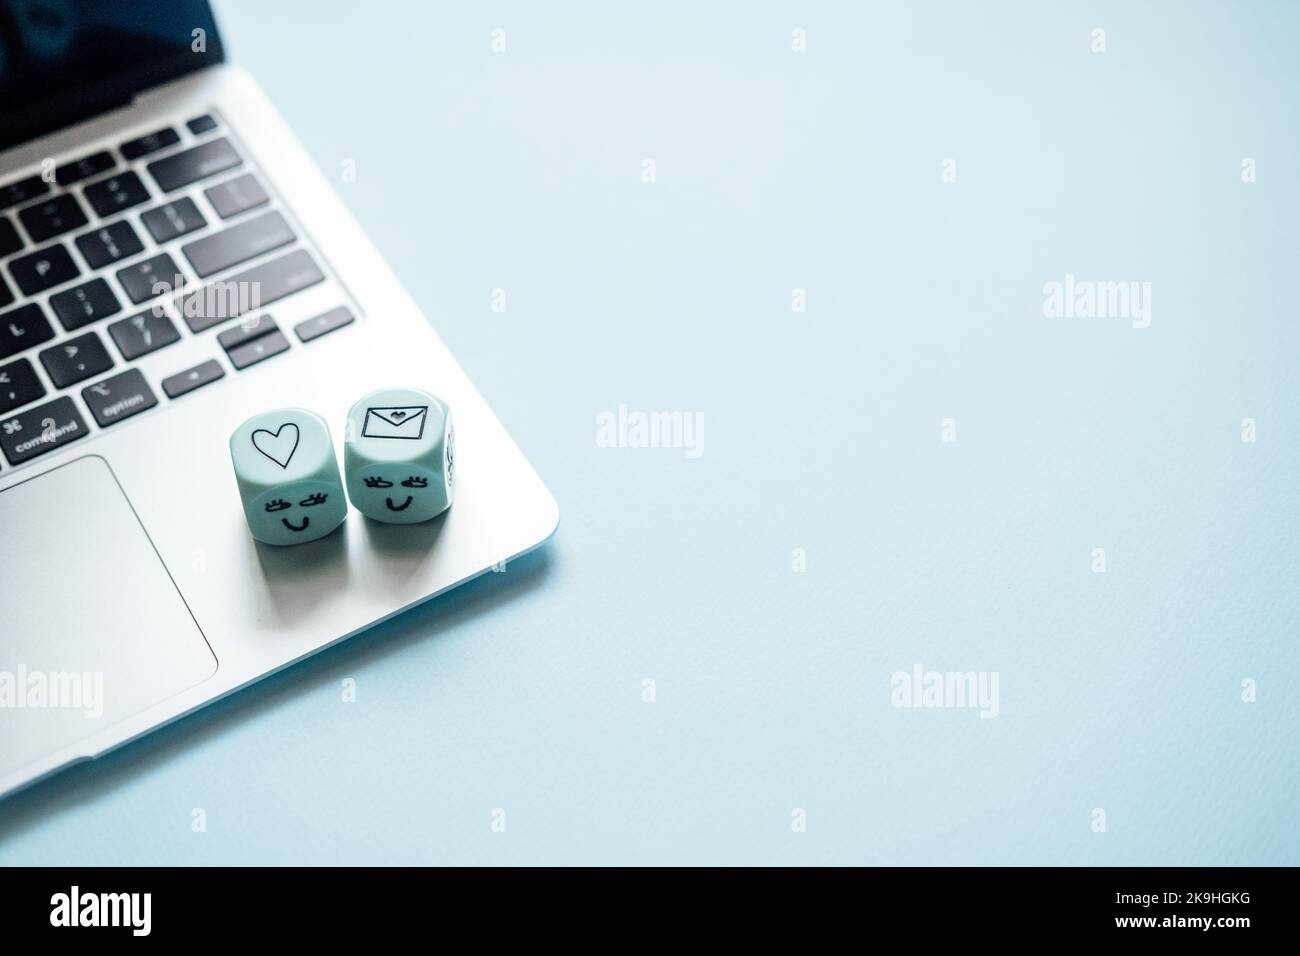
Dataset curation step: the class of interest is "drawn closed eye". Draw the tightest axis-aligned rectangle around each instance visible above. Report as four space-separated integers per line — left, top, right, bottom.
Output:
401 476 427 488
364 476 393 488
299 492 328 507
264 498 292 512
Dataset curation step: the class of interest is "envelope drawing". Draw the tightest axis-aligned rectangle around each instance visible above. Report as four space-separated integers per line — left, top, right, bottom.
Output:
362 405 429 440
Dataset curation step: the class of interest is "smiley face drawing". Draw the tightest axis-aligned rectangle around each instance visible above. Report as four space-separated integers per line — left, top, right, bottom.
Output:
264 490 334 532
244 476 349 546
361 475 429 513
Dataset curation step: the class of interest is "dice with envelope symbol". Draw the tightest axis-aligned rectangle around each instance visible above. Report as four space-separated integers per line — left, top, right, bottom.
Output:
229 408 348 545
344 387 454 524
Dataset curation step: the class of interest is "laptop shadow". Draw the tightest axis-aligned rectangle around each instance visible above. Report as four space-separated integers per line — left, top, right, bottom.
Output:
0 545 556 848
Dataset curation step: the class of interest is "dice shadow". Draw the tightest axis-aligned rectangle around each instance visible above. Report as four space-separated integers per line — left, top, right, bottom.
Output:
251 516 349 573
249 517 351 626
359 507 448 557
247 510 450 625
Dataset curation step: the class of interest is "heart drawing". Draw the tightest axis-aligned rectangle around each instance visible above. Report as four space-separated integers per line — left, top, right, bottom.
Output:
251 422 300 469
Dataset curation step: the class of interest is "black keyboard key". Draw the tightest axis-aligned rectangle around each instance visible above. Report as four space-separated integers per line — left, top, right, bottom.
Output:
82 368 158 427
121 127 180 160
56 151 116 186
108 308 180 361
0 303 55 359
0 396 88 465
205 173 269 220
49 278 121 331
187 114 218 135
117 253 182 304
0 274 11 310
217 314 277 351
0 217 23 258
39 331 114 388
140 197 206 244
148 138 241 193
183 211 294 278
18 196 87 248
181 249 323 332
19 194 89 243
295 306 354 343
162 358 224 398
227 329 289 370
75 220 144 269
9 244 79 296
0 175 49 211
83 171 151 217
0 358 45 415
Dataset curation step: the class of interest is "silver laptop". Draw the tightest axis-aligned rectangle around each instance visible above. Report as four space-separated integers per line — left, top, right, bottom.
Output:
0 1 558 797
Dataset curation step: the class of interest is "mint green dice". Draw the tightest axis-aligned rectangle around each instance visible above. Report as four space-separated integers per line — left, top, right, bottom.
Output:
229 407 348 545
344 387 454 524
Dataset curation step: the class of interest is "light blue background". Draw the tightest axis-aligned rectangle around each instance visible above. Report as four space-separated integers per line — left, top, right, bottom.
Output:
3 0 1297 865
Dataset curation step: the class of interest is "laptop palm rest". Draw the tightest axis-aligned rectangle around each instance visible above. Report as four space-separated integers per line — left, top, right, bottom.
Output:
0 455 217 779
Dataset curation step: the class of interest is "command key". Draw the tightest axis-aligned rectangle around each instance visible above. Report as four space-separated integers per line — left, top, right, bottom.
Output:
0 396 89 466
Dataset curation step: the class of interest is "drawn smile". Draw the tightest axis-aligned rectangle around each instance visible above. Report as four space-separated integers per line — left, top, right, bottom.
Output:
282 516 311 532
385 496 413 512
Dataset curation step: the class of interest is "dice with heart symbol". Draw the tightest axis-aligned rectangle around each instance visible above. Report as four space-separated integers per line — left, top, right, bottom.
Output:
344 387 454 524
229 407 348 545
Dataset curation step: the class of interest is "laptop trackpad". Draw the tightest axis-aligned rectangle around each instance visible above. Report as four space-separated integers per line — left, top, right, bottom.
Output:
0 456 217 779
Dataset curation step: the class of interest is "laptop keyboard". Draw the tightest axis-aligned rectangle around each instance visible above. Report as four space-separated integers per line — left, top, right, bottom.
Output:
0 112 356 472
